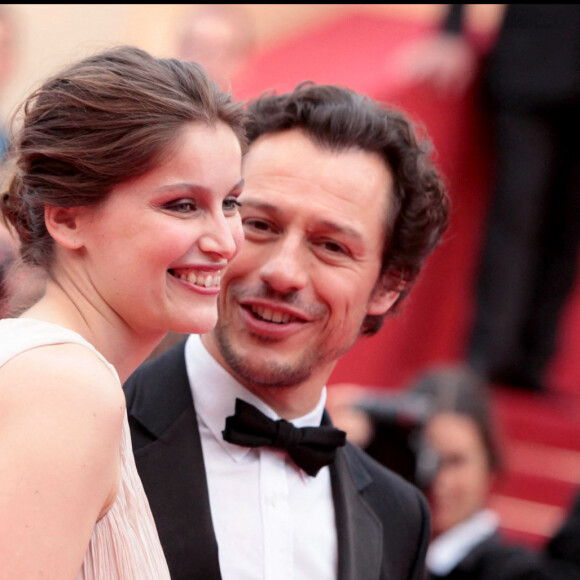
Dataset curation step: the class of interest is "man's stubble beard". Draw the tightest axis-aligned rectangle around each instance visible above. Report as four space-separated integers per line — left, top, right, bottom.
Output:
212 319 358 390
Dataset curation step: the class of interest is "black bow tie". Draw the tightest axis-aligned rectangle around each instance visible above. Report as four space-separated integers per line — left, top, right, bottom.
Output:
222 398 347 476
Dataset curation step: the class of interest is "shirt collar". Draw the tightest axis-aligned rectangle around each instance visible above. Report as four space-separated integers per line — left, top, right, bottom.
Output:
427 509 499 576
184 334 327 464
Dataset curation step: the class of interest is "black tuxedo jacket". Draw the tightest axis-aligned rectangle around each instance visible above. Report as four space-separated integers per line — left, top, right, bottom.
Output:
124 341 430 580
428 532 540 580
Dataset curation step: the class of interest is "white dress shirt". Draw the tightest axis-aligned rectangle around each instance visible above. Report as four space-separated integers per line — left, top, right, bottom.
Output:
184 334 338 580
426 509 500 576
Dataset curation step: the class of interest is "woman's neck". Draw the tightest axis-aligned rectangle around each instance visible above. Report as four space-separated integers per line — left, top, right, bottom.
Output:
22 279 166 383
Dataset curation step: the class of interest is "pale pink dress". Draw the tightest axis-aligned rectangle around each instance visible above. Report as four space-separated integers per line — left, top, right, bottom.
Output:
0 318 171 580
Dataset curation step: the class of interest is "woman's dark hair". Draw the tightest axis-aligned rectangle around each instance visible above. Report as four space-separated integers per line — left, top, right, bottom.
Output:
245 82 450 335
0 45 247 268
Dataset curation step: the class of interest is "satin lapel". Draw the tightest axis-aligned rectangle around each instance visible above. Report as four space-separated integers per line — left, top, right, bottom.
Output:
128 342 221 580
331 445 383 580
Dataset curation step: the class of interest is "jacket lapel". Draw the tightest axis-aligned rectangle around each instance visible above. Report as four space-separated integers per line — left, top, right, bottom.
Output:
328 421 383 580
127 341 221 580
128 352 386 580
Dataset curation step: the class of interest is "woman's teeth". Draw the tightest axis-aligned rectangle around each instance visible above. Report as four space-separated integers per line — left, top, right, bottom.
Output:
171 270 221 288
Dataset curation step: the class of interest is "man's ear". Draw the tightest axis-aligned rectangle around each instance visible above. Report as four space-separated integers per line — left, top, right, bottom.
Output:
367 285 400 316
44 205 88 250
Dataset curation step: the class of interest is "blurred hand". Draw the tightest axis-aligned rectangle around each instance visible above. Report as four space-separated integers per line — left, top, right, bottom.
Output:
391 33 479 97
327 383 375 448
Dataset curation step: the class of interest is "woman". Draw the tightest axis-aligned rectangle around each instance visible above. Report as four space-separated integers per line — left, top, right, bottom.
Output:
0 46 245 579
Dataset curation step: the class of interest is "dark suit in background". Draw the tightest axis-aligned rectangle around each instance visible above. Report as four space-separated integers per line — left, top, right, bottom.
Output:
446 4 580 390
427 531 538 580
426 490 580 580
124 341 431 580
536 489 580 580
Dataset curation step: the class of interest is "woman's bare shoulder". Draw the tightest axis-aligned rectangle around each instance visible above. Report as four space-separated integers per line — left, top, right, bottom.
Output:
0 341 125 415
0 342 126 461
0 343 125 578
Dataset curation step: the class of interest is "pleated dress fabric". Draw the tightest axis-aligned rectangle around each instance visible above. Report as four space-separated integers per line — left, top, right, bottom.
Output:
0 318 171 580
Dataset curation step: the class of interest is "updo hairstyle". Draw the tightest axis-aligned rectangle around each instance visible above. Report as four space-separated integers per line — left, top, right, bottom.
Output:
0 45 246 269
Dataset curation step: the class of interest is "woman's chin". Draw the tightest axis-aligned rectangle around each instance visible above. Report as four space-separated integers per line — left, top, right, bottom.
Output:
179 310 218 336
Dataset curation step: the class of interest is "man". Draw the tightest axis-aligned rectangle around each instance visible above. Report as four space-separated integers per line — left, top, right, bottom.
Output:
124 83 450 580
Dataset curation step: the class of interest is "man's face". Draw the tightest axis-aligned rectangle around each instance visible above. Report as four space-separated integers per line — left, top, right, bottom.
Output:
425 413 494 535
209 129 399 393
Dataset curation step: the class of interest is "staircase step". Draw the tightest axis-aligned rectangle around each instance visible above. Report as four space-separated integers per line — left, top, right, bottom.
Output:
489 494 565 547
494 471 577 508
499 527 549 550
493 390 580 451
504 441 580 486
488 387 580 548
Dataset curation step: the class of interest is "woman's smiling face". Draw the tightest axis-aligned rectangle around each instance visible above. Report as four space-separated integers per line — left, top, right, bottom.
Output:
72 121 244 337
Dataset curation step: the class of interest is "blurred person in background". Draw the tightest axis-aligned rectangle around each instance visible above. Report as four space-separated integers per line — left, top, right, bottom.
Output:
0 5 17 159
329 365 580 580
174 4 255 90
412 366 537 579
396 5 580 392
0 232 46 319
0 222 14 316
0 5 25 318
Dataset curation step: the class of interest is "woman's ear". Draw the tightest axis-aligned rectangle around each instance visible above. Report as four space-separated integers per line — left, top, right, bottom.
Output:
44 205 88 250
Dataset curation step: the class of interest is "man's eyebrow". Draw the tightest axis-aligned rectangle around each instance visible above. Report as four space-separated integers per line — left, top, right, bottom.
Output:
238 198 279 212
241 198 364 242
315 219 365 243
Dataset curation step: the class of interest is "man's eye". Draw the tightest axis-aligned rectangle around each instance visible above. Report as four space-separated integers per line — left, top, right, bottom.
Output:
441 455 467 469
243 218 272 232
321 240 346 254
223 197 242 212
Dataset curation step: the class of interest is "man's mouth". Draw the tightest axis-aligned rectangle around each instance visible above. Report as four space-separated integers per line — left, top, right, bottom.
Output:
169 269 221 288
248 305 302 325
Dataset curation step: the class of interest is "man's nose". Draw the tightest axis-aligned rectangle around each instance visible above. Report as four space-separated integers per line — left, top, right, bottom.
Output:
259 236 309 293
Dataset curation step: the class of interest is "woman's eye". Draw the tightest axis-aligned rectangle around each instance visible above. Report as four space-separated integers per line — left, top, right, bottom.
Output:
223 197 242 212
165 199 197 213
